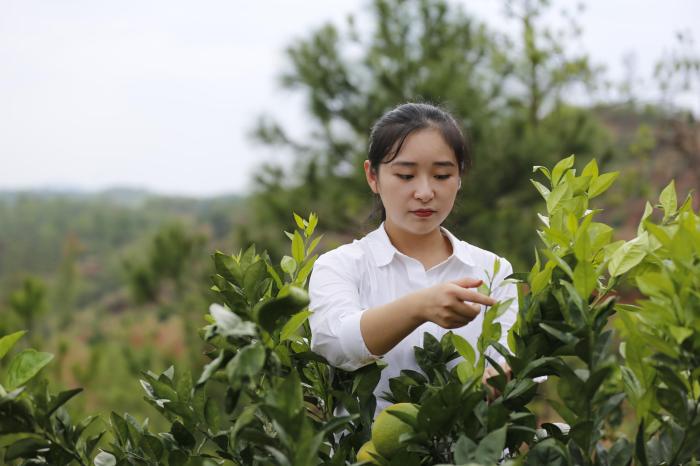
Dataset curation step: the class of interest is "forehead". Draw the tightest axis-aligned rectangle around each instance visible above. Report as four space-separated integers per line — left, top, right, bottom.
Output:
388 128 457 166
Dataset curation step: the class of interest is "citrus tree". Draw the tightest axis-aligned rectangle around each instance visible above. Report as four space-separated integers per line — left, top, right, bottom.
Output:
1 157 699 465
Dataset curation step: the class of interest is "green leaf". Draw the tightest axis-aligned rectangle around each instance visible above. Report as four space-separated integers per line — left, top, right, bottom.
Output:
5 349 54 390
196 350 225 386
645 222 671 247
558 371 585 413
293 212 305 229
531 262 555 295
209 304 257 338
4 437 50 461
204 397 221 431
230 404 258 444
170 420 196 450
454 435 478 464
243 260 267 298
174 366 193 403
588 172 619 198
292 231 304 264
638 202 654 235
280 310 311 341
212 252 243 285
551 154 575 186
452 333 476 366
296 256 317 285
659 180 677 220
657 388 688 424
110 412 129 446
526 438 569 466
46 387 82 416
573 225 592 262
532 165 551 180
305 212 318 237
581 158 599 180
0 331 26 360
635 420 648 466
546 183 571 213
492 257 501 277
266 371 303 416
474 425 507 464
0 433 44 449
306 235 323 256
227 342 266 387
139 434 164 461
256 286 309 333
607 234 648 277
266 263 284 289
573 261 597 298
531 180 551 199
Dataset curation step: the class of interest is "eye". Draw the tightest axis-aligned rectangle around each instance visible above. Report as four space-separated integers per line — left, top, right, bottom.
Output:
396 174 414 180
434 174 452 180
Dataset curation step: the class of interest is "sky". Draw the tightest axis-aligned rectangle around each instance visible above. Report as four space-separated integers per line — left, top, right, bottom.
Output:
1 0 699 197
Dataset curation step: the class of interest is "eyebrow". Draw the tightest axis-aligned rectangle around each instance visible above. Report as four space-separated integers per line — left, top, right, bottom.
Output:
390 161 457 168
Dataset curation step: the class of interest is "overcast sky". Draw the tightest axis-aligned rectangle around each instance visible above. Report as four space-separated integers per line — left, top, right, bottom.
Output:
2 0 699 197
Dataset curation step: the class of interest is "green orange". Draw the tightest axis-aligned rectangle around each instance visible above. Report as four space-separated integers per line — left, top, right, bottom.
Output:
371 402 419 458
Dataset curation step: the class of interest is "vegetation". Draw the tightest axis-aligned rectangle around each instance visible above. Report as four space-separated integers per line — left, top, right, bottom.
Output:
1 156 700 464
1 0 699 464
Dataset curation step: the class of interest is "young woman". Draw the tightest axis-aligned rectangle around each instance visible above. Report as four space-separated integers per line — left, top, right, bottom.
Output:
308 102 517 415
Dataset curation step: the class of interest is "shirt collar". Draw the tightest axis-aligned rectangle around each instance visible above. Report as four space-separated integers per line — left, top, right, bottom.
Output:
366 222 476 268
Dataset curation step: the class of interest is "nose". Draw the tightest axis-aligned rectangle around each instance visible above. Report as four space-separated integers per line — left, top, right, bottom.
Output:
414 176 435 202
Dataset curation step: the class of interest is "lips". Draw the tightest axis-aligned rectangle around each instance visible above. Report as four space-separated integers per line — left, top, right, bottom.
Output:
412 209 435 217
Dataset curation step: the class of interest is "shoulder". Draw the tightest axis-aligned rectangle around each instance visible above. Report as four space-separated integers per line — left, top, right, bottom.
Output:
315 240 365 267
467 242 512 269
313 233 377 271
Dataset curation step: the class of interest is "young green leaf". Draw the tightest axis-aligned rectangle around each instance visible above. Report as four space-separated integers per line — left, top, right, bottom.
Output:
292 231 305 264
5 349 54 390
588 172 619 198
293 212 306 230
659 180 677 220
551 154 576 186
0 331 26 360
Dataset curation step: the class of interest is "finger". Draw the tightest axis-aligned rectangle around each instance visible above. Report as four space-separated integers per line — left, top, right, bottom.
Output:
443 316 473 329
454 288 497 307
450 301 481 320
451 277 483 289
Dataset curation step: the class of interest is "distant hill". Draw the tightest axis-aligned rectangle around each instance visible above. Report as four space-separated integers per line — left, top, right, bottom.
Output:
0 189 250 307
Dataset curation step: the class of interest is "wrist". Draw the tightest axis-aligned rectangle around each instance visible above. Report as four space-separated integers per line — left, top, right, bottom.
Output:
406 289 428 325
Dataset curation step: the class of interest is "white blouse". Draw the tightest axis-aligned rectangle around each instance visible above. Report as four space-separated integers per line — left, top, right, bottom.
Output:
308 223 518 413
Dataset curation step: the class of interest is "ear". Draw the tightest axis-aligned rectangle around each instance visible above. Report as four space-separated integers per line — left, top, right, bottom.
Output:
364 160 379 194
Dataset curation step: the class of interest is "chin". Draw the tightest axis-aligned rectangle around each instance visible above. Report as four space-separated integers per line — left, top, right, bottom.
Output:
400 218 441 235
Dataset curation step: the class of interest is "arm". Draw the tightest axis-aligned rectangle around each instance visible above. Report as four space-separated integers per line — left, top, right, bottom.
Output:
309 254 496 370
360 276 496 355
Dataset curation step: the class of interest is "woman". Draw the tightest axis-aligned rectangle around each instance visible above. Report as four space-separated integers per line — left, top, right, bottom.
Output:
308 102 517 415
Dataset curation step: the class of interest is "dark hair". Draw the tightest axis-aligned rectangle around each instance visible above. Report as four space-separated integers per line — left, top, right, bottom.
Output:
367 102 470 221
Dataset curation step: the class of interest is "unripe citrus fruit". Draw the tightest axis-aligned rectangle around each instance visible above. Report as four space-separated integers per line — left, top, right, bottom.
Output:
356 440 383 464
371 402 419 458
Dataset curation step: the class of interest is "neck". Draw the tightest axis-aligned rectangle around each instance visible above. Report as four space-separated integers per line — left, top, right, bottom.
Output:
383 220 452 264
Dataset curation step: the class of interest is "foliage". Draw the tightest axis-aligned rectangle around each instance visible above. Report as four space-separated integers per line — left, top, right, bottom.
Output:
1 156 700 465
0 331 101 465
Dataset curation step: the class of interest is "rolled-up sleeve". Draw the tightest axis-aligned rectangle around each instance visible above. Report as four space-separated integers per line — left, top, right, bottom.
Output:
308 252 380 371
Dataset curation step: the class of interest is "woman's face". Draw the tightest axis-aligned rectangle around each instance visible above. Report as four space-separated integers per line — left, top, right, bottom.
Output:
364 127 461 236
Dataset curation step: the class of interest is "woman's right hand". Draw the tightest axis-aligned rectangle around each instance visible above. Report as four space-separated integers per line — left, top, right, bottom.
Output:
415 277 496 329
